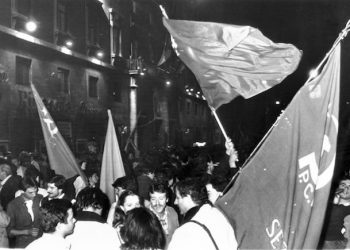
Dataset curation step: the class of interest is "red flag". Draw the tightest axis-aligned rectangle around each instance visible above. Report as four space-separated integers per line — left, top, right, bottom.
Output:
100 110 126 203
216 45 340 249
163 18 302 109
31 84 87 182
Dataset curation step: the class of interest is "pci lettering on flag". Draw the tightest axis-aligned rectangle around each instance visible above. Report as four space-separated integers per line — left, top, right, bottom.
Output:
216 45 340 249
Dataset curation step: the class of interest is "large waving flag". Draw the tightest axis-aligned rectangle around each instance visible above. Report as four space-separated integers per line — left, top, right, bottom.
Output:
31 84 87 182
100 110 126 203
216 45 341 249
163 18 302 109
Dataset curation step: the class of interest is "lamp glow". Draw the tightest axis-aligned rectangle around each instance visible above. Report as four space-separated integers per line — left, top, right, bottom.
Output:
25 21 37 32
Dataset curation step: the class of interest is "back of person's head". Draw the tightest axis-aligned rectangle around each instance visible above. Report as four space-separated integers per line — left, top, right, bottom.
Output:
49 175 66 190
120 207 166 250
41 199 73 233
21 176 38 191
85 169 98 179
76 187 108 211
207 174 229 193
25 166 43 183
112 176 137 193
113 206 126 228
175 178 206 205
18 151 31 166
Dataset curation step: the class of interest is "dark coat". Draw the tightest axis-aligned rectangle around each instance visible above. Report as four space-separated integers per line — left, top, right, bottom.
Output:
0 175 22 211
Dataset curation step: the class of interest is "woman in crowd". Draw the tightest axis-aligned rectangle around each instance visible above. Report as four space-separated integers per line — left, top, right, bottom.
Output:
107 190 142 226
120 207 166 250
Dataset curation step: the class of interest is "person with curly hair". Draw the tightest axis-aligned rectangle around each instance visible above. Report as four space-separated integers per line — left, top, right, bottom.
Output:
25 199 75 250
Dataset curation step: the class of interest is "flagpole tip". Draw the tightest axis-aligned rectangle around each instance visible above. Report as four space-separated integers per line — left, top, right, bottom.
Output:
159 5 169 19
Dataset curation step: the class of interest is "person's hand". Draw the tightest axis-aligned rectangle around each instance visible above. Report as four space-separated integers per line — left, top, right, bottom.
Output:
225 139 234 156
225 138 239 168
28 228 40 237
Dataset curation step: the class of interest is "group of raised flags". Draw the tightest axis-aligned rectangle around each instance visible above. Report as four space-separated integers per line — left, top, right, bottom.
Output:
31 86 125 203
31 13 344 249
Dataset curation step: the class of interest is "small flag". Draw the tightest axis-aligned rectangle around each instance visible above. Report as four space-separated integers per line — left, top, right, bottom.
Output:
31 84 87 183
216 45 341 249
163 18 302 109
100 110 126 203
157 34 172 66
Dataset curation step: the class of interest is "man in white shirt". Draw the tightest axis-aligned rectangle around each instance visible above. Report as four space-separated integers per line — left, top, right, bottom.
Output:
167 203 237 250
26 199 75 250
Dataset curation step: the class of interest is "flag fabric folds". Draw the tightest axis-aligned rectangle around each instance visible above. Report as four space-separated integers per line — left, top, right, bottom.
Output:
31 84 87 182
100 110 126 203
216 45 341 249
163 18 302 109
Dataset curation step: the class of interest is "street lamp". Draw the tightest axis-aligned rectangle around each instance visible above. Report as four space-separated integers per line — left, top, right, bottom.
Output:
25 21 37 33
65 40 73 48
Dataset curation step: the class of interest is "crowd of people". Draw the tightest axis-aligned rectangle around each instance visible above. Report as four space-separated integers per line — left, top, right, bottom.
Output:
0 144 349 249
0 144 238 250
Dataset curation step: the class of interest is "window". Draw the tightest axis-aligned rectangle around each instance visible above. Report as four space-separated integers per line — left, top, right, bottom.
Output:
57 68 70 94
16 56 31 86
57 1 67 32
88 76 98 98
14 0 31 16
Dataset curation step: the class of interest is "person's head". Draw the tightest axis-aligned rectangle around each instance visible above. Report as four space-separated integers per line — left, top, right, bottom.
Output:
337 178 350 201
25 166 43 186
18 151 31 167
76 187 109 215
41 199 75 237
118 190 141 213
205 175 229 204
120 207 166 250
140 166 154 180
47 175 66 199
112 176 137 196
174 178 204 214
21 177 38 200
85 169 99 187
0 162 12 180
149 183 168 215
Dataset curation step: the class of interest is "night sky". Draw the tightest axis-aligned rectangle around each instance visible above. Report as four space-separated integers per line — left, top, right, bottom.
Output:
166 0 350 177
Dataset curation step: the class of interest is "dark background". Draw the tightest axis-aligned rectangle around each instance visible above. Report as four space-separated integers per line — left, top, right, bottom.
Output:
163 0 350 179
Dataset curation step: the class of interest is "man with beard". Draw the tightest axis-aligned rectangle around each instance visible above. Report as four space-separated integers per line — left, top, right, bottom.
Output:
25 199 75 250
148 183 179 246
41 175 70 206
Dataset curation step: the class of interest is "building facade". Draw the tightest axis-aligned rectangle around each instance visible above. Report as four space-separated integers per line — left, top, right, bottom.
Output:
0 0 219 160
0 0 131 157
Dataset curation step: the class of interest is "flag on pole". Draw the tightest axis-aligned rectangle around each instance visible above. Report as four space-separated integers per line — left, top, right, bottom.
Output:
157 34 172 66
216 45 341 249
100 110 126 203
163 18 302 109
31 84 87 182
